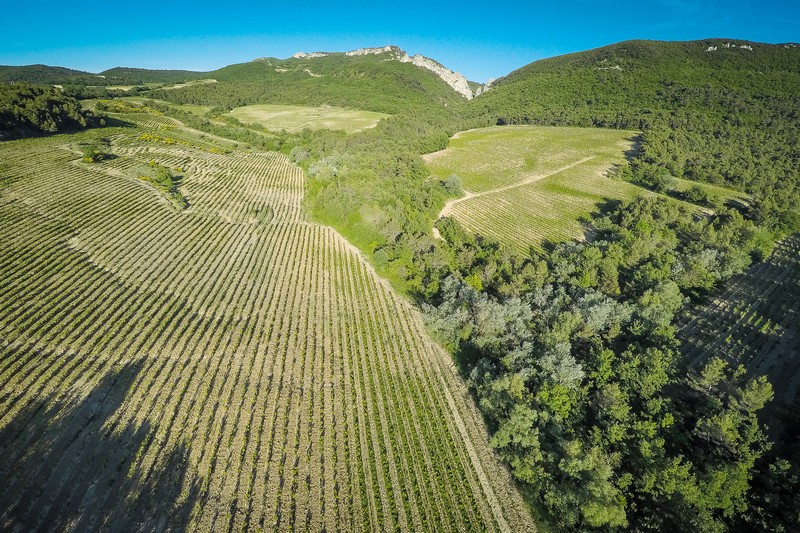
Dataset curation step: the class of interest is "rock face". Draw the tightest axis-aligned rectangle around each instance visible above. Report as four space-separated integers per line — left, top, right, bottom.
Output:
474 79 495 97
345 46 402 57
293 45 485 100
397 53 473 99
292 52 328 59
706 42 755 52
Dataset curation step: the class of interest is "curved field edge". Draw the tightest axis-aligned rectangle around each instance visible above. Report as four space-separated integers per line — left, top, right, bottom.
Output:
0 114 535 530
425 125 745 253
225 104 390 134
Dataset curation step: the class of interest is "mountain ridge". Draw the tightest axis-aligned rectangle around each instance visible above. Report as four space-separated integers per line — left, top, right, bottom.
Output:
288 45 480 98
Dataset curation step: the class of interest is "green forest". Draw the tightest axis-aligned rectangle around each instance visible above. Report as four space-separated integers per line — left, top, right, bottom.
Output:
2 38 798 531
0 83 100 139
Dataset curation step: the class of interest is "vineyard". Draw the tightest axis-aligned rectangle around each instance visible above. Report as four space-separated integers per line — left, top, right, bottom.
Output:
425 126 643 251
226 104 390 134
678 235 800 433
0 113 535 530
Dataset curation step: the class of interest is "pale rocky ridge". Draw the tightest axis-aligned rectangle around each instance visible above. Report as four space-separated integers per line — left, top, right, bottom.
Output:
474 79 495 97
397 53 474 99
292 45 492 100
345 46 400 57
705 42 754 52
292 52 329 59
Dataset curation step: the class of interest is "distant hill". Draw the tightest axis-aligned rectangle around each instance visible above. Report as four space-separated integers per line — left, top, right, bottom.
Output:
99 67 208 84
0 64 207 87
0 64 104 85
470 38 800 126
152 46 471 114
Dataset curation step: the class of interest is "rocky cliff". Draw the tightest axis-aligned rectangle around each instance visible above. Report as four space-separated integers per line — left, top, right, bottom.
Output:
292 52 328 59
294 45 481 99
397 53 473 99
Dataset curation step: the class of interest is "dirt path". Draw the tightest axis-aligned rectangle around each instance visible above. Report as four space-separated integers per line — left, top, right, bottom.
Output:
438 156 596 221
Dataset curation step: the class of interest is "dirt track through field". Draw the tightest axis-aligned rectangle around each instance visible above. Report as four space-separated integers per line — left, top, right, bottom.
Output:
439 156 596 219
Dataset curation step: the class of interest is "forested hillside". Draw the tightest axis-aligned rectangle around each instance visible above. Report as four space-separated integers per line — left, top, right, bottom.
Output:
150 48 467 114
0 64 207 87
0 83 100 139
98 67 207 84
0 64 102 85
469 39 800 234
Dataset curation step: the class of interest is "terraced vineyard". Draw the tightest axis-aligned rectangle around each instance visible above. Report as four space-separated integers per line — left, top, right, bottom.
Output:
0 114 534 530
425 126 643 251
678 235 800 431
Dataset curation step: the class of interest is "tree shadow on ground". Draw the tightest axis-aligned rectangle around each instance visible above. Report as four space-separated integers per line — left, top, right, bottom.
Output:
0 358 200 531
623 133 642 162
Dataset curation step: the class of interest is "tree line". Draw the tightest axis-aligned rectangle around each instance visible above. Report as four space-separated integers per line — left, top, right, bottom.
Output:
0 83 101 140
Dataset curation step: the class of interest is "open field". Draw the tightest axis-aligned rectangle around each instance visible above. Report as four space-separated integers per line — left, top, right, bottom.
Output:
425 126 746 252
425 126 642 251
678 235 800 433
170 103 215 116
0 115 534 530
163 79 218 90
116 98 215 118
226 104 390 133
672 176 751 205
426 126 638 192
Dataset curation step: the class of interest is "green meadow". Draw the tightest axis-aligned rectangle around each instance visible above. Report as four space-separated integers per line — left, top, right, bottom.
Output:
427 126 746 252
226 103 390 133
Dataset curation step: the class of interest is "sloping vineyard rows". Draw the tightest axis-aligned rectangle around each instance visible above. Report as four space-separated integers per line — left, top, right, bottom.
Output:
678 235 800 420
0 118 534 531
448 165 639 252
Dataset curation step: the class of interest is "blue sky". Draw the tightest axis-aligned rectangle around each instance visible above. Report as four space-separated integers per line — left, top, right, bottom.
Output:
1 1 798 81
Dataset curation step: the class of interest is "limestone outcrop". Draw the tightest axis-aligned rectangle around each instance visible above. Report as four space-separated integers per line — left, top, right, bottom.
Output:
292 45 491 100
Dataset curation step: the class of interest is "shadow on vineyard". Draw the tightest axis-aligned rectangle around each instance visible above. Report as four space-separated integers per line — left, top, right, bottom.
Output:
103 116 136 129
0 359 200 530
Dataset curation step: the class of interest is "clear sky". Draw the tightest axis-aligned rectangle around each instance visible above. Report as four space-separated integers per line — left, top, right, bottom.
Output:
1 1 798 82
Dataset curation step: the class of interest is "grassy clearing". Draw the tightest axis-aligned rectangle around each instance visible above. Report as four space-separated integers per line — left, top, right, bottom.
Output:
426 126 641 251
672 176 751 205
426 125 744 252
425 125 637 193
162 78 218 90
0 112 534 531
117 97 214 118
226 103 390 134
170 103 215 116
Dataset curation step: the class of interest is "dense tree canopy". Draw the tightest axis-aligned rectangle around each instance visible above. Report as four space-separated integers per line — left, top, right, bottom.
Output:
0 83 100 139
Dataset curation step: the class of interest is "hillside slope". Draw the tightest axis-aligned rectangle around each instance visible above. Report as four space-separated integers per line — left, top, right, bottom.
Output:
0 64 103 85
468 39 800 233
99 67 208 84
0 64 208 87
471 39 800 123
151 46 469 114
